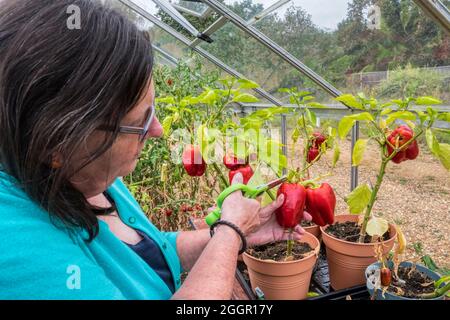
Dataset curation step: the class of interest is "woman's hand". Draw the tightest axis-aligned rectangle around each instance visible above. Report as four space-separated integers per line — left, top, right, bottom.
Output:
220 173 261 236
246 195 313 247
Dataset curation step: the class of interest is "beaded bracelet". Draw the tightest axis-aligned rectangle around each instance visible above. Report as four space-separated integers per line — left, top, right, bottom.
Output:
209 220 247 255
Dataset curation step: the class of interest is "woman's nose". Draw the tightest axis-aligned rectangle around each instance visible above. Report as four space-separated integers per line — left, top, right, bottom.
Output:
146 116 163 139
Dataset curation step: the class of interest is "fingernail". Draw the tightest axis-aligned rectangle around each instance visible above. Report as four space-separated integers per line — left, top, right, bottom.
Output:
277 194 284 203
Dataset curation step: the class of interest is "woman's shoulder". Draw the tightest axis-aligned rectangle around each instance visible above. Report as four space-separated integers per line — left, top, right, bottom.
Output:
0 172 124 299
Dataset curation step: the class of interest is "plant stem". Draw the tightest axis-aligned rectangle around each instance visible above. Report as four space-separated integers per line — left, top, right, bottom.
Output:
358 158 388 242
212 162 229 188
419 282 450 299
286 229 294 257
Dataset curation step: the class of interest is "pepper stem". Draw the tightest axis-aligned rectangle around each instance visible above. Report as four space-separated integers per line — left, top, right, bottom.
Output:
286 229 294 257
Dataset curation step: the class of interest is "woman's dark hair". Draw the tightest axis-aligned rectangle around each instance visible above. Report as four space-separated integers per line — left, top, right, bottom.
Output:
0 0 154 240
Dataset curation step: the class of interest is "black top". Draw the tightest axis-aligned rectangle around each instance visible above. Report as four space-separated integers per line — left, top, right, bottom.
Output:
94 192 175 293
125 230 175 293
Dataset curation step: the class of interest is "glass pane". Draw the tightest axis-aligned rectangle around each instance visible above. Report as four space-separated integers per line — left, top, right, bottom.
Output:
223 0 285 20
251 0 450 102
175 0 209 15
199 21 333 103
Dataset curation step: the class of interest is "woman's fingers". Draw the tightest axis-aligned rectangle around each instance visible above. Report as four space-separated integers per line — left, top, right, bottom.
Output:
259 194 284 221
303 211 313 222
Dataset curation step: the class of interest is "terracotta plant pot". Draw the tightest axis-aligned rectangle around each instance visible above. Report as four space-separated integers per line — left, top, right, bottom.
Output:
242 232 320 300
304 224 321 240
365 261 445 300
320 214 397 290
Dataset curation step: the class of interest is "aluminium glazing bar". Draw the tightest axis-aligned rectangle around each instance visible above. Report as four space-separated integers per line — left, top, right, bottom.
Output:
190 16 229 47
248 0 291 26
152 45 179 66
413 0 450 35
152 0 213 42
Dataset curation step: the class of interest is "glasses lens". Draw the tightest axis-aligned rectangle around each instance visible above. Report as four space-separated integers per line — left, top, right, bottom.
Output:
140 104 155 142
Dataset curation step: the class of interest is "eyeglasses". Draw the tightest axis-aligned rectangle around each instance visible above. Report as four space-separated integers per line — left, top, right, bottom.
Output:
99 103 156 143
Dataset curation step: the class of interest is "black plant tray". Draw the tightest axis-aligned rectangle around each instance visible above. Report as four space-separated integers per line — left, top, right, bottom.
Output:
236 245 370 300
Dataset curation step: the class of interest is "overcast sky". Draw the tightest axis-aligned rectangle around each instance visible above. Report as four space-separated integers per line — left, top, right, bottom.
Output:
133 0 352 30
224 0 351 30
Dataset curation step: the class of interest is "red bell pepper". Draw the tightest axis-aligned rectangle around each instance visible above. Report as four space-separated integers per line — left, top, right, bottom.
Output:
182 145 206 176
307 147 320 163
223 152 246 170
228 165 253 185
312 132 327 148
386 125 419 164
305 183 335 226
275 183 306 229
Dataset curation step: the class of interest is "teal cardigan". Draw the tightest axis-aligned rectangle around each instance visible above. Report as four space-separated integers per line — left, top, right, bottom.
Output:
0 171 182 299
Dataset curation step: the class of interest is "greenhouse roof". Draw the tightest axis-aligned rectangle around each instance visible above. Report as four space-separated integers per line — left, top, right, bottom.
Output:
110 0 450 188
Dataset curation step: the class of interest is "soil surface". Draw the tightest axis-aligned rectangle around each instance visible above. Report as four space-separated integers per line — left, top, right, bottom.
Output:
247 241 313 262
301 220 316 227
325 221 390 243
388 266 435 298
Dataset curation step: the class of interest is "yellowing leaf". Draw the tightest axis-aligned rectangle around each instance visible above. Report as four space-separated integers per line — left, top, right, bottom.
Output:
233 93 259 103
352 139 368 166
345 184 372 214
386 111 416 125
333 144 340 168
438 143 450 171
415 96 442 105
237 78 259 89
338 117 355 139
366 217 389 237
426 128 440 156
335 94 364 109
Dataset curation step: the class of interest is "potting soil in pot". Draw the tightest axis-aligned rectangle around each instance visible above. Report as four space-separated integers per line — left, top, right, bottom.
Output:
387 266 435 298
325 221 390 243
246 241 313 262
301 220 315 227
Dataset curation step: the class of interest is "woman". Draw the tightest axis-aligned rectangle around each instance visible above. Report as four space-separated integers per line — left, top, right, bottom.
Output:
0 0 309 299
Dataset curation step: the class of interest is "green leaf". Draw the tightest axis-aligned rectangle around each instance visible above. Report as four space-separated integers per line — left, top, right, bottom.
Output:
200 90 217 104
335 94 364 109
233 93 259 103
338 117 355 139
162 116 173 137
415 96 442 105
351 112 375 121
332 144 340 168
345 184 372 214
298 91 312 97
437 143 450 171
366 217 389 237
156 96 175 104
278 88 291 93
307 102 327 109
292 127 300 143
302 96 314 102
237 78 259 89
386 111 416 125
437 113 450 122
352 139 368 166
426 129 440 156
380 107 392 116
418 111 428 123
306 109 317 126
338 112 374 139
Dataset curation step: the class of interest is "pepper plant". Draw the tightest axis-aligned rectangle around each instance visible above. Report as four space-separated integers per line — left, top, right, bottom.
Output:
337 94 450 242
272 88 340 256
